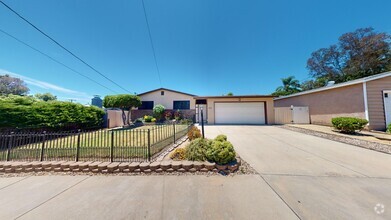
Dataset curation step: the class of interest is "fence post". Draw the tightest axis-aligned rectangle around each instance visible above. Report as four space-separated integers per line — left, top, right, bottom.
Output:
75 130 81 162
147 129 151 161
40 131 46 161
173 121 176 144
6 132 14 161
110 131 114 162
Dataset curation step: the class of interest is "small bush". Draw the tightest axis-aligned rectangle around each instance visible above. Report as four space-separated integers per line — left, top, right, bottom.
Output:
174 110 182 120
206 140 236 165
164 111 172 121
170 148 186 160
144 115 153 122
331 117 368 134
185 138 210 161
387 124 391 133
214 134 227 142
151 118 157 122
153 104 165 121
187 126 201 141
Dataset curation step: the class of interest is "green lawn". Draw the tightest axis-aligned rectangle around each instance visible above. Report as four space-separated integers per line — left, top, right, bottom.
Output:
1 124 190 162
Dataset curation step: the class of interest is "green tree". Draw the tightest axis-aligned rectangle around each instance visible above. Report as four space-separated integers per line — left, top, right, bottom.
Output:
103 94 142 126
35 92 57 101
307 27 391 87
272 76 301 96
0 74 29 95
226 92 233 96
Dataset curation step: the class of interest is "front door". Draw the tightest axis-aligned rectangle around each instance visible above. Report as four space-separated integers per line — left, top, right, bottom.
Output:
384 91 391 127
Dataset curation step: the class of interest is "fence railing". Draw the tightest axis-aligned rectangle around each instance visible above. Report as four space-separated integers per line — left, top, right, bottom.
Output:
0 123 192 162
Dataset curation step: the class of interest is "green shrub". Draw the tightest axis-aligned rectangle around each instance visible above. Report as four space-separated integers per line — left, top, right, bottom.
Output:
331 117 368 134
153 104 165 121
151 118 157 122
185 138 210 161
174 110 182 120
0 95 105 129
214 134 227 142
170 148 187 160
143 115 153 122
387 124 391 133
187 126 201 141
206 140 236 165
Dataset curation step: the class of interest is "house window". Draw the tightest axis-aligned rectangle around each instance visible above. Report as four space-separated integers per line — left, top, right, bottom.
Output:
173 101 190 110
161 91 164 96
139 101 154 109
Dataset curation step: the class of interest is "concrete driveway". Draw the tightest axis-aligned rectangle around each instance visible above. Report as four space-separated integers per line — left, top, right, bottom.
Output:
0 126 390 219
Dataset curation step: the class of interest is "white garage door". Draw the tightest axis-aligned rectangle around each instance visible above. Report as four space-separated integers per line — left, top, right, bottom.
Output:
215 102 265 124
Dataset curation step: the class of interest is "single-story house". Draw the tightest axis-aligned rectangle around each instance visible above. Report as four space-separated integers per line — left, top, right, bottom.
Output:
274 71 391 131
130 87 275 125
194 95 275 125
131 88 197 121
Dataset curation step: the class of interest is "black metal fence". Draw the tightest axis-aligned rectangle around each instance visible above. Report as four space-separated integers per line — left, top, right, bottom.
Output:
0 123 192 162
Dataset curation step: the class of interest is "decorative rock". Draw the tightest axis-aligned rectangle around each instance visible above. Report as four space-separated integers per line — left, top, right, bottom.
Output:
139 162 150 171
53 167 62 172
129 162 140 171
212 168 218 172
24 167 34 172
235 158 242 166
228 164 239 172
107 162 120 172
193 161 203 170
5 168 13 173
51 161 64 168
15 168 23 173
189 168 197 173
44 167 53 172
203 162 215 171
160 161 171 171
34 167 43 172
21 162 33 170
182 161 193 170
70 162 84 170
133 168 141 173
41 161 52 168
91 168 100 173
149 162 160 171
216 164 227 171
2 162 13 169
60 161 74 169
177 168 186 173
171 161 182 169
118 163 129 171
97 162 111 171
155 168 163 173
143 169 152 174
199 168 209 172
82 168 90 172
79 162 92 169
166 168 174 173
88 162 102 170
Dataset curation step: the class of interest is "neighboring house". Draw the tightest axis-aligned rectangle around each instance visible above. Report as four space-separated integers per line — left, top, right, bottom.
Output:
91 95 102 108
195 95 275 125
131 88 196 121
274 71 391 131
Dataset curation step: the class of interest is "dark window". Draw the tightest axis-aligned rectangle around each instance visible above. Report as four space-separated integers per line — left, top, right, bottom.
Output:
161 91 164 96
173 101 190 110
139 101 154 109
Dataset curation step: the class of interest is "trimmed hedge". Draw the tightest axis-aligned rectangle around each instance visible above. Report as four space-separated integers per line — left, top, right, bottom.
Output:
387 124 391 133
331 117 368 134
0 95 105 130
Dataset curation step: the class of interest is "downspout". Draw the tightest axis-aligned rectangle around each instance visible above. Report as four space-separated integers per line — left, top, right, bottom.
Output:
363 82 370 123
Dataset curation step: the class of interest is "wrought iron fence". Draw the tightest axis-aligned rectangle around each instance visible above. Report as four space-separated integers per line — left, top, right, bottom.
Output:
0 123 192 162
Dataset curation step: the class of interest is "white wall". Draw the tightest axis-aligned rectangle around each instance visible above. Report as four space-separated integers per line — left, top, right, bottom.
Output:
139 89 195 109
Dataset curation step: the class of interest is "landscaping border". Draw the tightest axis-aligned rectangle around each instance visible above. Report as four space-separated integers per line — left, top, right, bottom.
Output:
280 125 391 154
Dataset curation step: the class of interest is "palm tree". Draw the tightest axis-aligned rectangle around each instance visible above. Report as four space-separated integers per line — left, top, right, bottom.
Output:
272 76 301 96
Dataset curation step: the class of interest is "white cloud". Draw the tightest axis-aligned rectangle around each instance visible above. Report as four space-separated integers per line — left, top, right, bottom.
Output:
0 69 90 98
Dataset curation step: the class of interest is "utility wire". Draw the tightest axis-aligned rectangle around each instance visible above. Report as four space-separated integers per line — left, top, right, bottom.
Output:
0 0 132 93
141 0 162 86
0 28 120 94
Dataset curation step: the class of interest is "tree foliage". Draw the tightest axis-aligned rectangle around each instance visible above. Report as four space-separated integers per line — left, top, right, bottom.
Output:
307 27 391 85
0 74 29 96
0 95 105 129
103 94 141 126
272 76 301 96
35 92 57 101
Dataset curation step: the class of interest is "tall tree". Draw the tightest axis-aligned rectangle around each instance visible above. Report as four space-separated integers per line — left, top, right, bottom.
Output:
103 94 142 126
307 27 391 87
0 74 29 95
35 93 57 101
226 92 233 96
272 76 301 96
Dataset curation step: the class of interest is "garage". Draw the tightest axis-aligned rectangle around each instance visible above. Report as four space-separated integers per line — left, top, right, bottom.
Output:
215 102 265 124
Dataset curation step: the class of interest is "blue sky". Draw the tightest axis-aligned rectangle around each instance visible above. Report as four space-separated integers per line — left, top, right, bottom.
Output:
1 0 390 103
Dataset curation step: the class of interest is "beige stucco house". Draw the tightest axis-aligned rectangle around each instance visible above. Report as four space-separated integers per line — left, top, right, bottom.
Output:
131 88 196 121
274 71 391 131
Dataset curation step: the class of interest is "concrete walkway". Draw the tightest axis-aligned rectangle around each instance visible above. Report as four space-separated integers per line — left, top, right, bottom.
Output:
0 125 390 219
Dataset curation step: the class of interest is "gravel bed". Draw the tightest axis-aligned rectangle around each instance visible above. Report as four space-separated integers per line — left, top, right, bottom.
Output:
281 125 391 155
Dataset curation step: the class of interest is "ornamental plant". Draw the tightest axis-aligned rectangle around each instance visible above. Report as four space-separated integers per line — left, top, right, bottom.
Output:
144 115 154 123
170 148 187 160
174 110 182 120
331 117 368 134
185 138 211 161
153 104 165 121
164 111 172 121
387 123 391 133
187 126 201 141
206 140 236 165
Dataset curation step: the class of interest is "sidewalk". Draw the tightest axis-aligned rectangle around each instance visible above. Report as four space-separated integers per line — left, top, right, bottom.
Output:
287 124 391 146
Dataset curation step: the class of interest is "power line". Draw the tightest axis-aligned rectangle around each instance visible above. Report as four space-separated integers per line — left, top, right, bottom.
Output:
0 28 120 94
141 0 162 86
0 0 132 93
